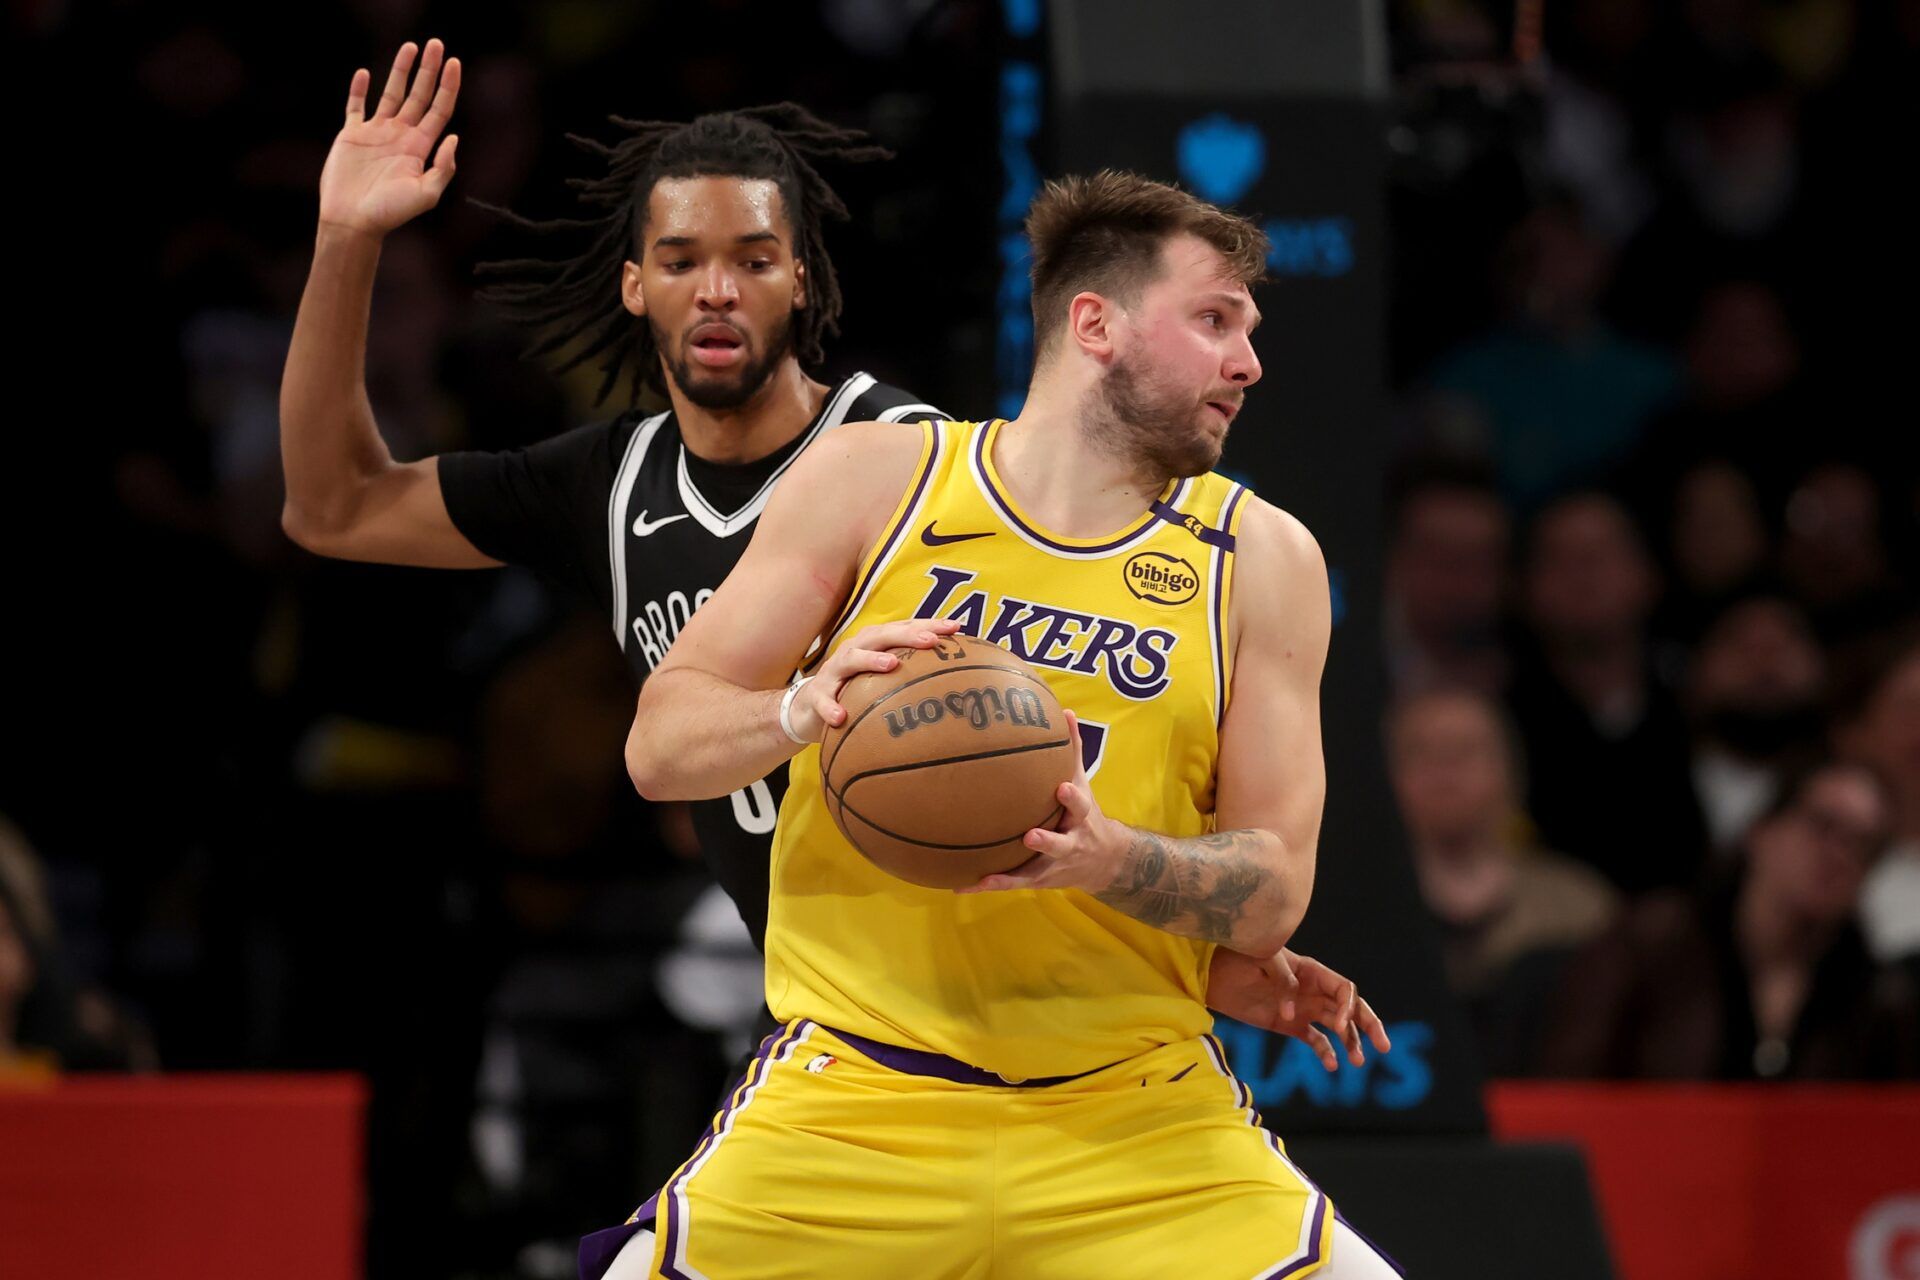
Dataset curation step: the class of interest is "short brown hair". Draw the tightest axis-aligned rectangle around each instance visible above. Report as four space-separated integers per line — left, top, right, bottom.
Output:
1025 170 1269 355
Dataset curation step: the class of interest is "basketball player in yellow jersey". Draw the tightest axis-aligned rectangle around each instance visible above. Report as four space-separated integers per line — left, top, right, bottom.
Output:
622 172 1403 1279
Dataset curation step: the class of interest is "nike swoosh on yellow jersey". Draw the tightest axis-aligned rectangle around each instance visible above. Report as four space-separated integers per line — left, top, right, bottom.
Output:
920 521 994 547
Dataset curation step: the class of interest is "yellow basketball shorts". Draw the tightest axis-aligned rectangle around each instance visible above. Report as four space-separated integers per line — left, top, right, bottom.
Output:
638 1019 1333 1280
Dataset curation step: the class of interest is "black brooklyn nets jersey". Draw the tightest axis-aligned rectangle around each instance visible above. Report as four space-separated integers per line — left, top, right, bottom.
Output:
439 372 945 948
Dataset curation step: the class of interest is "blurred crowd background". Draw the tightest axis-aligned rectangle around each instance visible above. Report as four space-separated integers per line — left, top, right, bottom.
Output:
5 0 1917 1276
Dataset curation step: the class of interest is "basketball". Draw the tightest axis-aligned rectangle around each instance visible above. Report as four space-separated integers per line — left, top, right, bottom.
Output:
819 634 1076 889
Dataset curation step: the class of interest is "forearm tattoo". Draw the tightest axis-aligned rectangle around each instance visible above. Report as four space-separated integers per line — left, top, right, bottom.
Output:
1092 827 1272 944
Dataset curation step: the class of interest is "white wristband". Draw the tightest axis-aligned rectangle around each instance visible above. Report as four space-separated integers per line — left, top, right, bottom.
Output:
778 677 813 745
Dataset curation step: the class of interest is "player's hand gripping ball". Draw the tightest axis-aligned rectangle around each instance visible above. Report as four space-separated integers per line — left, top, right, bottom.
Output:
819 634 1076 889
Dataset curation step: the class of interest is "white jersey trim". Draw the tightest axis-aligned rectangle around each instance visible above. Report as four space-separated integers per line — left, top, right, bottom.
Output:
874 401 945 423
610 412 672 651
674 372 878 539
1209 482 1247 727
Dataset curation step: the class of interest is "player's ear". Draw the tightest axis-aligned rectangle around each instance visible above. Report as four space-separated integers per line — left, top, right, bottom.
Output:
1069 291 1114 360
621 260 646 317
792 258 808 312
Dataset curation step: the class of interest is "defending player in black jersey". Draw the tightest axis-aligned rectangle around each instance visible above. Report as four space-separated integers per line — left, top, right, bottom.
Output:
280 45 943 949
278 38 1389 1074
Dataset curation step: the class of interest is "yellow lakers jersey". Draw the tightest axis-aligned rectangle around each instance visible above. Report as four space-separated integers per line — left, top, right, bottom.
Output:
765 418 1254 1079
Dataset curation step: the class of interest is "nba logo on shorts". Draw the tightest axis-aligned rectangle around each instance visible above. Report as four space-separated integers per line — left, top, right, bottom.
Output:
806 1054 838 1074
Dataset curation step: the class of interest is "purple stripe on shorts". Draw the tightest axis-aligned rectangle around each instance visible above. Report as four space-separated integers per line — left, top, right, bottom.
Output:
1201 1034 1255 1111
577 1221 646 1280
656 1021 811 1280
1258 1192 1329 1280
825 1024 1105 1088
1201 1034 1334 1280
578 1025 795 1280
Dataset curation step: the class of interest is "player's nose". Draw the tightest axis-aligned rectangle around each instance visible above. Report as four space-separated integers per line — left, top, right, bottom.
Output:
1224 334 1261 387
695 263 740 309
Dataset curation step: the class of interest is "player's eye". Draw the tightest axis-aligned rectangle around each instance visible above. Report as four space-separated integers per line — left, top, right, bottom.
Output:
745 259 771 272
664 260 693 272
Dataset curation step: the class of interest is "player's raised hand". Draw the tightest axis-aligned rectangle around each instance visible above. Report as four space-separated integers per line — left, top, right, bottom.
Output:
788 619 964 743
319 39 462 237
1206 948 1391 1070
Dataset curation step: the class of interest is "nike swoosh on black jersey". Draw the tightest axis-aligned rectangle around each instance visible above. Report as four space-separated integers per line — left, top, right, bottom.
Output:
920 522 995 547
632 509 690 537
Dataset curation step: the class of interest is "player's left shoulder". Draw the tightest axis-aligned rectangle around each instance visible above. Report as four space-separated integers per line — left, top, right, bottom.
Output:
1226 495 1331 648
1231 495 1327 583
840 371 949 424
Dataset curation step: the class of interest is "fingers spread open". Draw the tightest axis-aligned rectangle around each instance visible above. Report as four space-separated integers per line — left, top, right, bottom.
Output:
1355 999 1391 1055
1303 1027 1337 1071
1340 1017 1366 1066
1271 956 1300 1024
398 38 444 126
422 134 458 197
345 68 370 123
418 56 461 138
376 43 417 119
1331 979 1356 1038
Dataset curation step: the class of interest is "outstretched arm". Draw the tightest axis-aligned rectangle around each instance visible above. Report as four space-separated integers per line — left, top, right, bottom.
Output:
963 500 1331 957
279 38 488 568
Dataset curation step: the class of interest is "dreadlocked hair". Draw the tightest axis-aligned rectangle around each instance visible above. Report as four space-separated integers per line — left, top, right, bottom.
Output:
472 103 891 407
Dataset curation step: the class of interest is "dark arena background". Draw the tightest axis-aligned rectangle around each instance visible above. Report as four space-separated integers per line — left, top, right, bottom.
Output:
6 2 1918 1278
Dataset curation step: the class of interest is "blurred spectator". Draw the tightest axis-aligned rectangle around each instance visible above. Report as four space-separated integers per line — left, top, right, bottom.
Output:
1685 591 1827 850
1388 689 1618 1076
1539 0 1659 244
1385 457 1514 697
1615 279 1809 547
1652 458 1771 642
1609 56 1809 336
1679 278 1800 416
0 819 156 1075
1423 199 1680 506
1780 462 1911 647
1665 66 1800 243
1538 759 1920 1079
1836 631 1920 963
1510 491 1708 891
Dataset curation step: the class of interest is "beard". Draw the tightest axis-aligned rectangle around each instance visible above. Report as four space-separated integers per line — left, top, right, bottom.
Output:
655 310 796 411
1091 356 1228 480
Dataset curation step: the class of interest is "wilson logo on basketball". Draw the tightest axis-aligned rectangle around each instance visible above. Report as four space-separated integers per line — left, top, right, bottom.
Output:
883 686 1052 738
1123 553 1201 606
